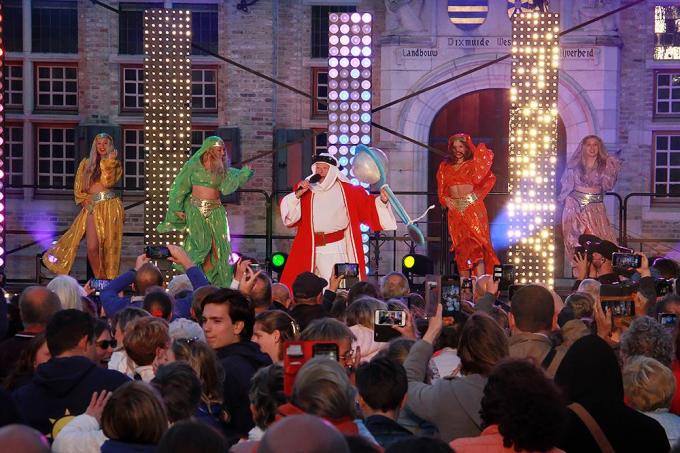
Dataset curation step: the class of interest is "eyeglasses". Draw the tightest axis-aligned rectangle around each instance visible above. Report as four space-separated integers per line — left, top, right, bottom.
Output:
96 339 117 349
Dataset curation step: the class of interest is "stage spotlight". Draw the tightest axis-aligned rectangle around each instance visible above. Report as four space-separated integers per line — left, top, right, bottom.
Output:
270 252 288 274
402 253 433 276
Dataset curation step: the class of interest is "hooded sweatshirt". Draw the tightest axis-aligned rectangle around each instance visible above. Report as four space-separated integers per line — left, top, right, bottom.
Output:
555 335 669 453
349 324 387 363
215 341 272 442
12 356 130 438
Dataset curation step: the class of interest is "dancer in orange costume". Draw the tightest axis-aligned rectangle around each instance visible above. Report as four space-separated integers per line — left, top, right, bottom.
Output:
437 133 500 276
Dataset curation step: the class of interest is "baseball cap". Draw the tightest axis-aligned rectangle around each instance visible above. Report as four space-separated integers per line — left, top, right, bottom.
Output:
292 272 328 299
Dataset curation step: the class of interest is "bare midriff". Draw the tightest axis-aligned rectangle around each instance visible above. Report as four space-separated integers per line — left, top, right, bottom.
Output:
88 182 106 194
448 184 474 198
574 185 602 194
192 185 220 200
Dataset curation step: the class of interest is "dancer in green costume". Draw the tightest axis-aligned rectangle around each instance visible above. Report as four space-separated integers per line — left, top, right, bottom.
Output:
158 136 253 287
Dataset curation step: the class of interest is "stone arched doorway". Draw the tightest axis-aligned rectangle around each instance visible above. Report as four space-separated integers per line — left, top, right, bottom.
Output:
427 88 567 276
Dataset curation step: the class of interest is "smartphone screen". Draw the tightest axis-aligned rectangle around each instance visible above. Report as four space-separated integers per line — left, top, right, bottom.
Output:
90 279 111 291
145 245 171 260
441 276 460 316
602 300 634 317
374 310 406 327
612 253 642 269
658 313 678 330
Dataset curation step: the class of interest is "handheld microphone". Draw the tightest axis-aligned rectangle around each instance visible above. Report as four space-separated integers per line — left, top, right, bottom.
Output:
295 174 322 194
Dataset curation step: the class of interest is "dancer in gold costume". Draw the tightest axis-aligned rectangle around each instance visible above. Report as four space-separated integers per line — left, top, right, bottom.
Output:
43 133 124 278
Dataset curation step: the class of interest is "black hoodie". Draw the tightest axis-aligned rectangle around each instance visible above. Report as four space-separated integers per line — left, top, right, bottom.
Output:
554 335 669 453
12 356 129 438
215 341 272 442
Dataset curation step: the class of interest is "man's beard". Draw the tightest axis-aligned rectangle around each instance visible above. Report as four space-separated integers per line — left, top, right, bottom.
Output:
206 157 226 181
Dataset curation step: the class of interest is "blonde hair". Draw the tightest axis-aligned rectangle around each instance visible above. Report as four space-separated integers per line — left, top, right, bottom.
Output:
623 356 676 411
570 135 609 177
200 141 226 183
84 133 114 190
46 275 85 311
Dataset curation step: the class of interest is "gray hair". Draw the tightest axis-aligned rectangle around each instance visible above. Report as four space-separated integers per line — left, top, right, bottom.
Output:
46 275 85 311
380 272 410 300
623 356 676 411
620 317 674 367
577 279 601 304
564 292 595 320
299 318 356 343
166 274 193 297
345 297 386 328
292 358 357 419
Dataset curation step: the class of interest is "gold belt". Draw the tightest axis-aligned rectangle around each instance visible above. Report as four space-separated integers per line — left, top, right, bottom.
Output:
87 191 117 213
448 193 478 213
190 195 221 218
569 190 603 209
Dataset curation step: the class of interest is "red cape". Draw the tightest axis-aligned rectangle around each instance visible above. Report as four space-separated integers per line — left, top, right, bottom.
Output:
280 181 385 290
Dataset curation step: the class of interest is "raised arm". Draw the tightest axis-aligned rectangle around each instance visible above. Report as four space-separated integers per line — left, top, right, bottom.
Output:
601 156 620 192
470 144 494 185
219 166 254 196
99 158 122 188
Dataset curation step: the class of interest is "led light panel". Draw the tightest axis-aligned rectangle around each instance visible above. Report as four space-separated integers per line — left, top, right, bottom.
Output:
327 12 373 271
507 11 560 286
143 9 192 251
0 4 6 269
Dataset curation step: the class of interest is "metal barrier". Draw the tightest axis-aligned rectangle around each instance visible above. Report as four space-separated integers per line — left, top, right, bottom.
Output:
1 183 636 284
622 192 680 250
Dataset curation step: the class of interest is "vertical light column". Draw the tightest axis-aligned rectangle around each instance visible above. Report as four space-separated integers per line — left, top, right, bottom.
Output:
0 4 6 269
507 11 560 286
143 9 192 249
327 12 373 273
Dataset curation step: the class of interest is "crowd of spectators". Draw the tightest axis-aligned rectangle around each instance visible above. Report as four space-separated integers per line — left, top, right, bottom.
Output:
0 245 679 452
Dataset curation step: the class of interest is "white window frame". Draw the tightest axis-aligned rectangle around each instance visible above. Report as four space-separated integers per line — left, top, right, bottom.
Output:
123 128 145 191
6 63 24 108
6 125 24 188
190 128 217 155
36 126 77 188
121 66 145 112
655 71 680 117
35 64 78 110
191 67 218 113
653 132 680 198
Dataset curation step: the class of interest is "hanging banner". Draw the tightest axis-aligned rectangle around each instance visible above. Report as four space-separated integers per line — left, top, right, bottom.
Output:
448 0 489 30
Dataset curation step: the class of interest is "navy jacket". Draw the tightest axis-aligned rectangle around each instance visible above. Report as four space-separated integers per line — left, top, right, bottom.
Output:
101 440 157 453
12 356 129 437
215 341 272 440
364 415 414 448
101 266 209 319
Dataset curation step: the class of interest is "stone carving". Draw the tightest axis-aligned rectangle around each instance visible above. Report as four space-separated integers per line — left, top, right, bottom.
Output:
385 0 426 35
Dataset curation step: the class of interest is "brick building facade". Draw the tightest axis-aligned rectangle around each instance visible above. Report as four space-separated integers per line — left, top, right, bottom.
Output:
3 0 680 284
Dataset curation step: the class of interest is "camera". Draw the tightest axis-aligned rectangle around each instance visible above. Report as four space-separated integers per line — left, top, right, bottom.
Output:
145 245 171 260
283 341 340 396
493 264 516 291
655 278 674 297
250 262 261 273
612 252 642 269
658 312 678 330
374 310 406 342
90 279 111 292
